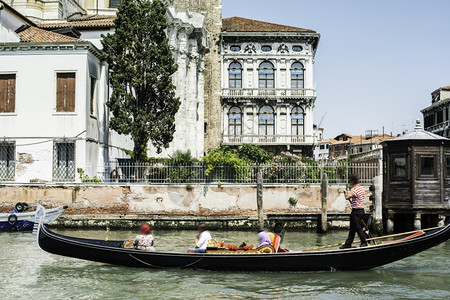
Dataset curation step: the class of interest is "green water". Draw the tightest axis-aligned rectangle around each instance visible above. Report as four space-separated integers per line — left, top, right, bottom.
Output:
0 228 449 299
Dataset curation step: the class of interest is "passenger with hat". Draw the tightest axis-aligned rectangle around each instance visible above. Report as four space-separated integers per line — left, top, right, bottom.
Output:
134 223 155 251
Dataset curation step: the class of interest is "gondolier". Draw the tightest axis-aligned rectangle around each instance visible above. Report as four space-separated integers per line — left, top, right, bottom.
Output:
340 174 368 248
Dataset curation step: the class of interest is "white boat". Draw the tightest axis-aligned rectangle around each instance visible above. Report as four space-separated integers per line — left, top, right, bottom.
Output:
0 203 68 231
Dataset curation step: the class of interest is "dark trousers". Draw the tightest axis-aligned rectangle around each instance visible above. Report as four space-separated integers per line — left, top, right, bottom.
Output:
345 208 367 246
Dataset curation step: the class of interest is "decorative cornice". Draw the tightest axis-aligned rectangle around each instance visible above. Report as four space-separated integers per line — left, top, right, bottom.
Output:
0 42 104 59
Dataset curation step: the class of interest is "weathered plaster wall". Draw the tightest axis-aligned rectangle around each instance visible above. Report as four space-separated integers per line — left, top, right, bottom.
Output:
0 184 371 215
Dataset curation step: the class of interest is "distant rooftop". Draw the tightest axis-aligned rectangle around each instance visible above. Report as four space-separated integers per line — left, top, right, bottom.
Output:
222 17 316 33
38 15 115 29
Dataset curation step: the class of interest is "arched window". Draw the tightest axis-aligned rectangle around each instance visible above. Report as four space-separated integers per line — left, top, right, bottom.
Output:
291 106 304 135
258 105 275 135
259 61 274 89
229 61 242 88
291 62 304 89
228 106 242 136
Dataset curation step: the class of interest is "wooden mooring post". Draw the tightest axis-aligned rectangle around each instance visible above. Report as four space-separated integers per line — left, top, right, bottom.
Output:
320 172 328 233
257 169 264 229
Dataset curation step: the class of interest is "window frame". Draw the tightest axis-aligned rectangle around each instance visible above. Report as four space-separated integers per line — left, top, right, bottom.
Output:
258 105 275 136
0 73 16 113
53 140 76 182
0 141 15 181
291 106 304 136
228 61 242 89
258 61 275 89
56 72 76 113
228 106 242 136
391 154 408 180
417 154 437 179
290 62 304 89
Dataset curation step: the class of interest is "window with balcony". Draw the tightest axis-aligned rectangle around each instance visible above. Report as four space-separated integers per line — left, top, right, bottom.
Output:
0 74 16 113
291 106 304 135
258 105 274 135
228 106 242 136
259 61 274 88
228 62 242 89
291 62 304 89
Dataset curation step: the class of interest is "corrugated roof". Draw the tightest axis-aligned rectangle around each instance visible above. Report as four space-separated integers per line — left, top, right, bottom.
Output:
17 26 82 43
222 17 316 33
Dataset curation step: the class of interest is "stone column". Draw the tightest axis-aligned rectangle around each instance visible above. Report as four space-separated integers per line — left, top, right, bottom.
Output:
186 39 199 155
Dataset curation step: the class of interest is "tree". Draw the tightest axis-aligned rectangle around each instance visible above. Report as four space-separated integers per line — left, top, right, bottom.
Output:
102 0 179 163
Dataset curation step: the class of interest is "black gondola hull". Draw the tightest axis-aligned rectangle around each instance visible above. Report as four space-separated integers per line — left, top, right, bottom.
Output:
38 223 450 272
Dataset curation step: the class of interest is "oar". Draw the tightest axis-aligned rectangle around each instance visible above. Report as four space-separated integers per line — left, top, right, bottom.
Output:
301 225 444 252
362 225 443 243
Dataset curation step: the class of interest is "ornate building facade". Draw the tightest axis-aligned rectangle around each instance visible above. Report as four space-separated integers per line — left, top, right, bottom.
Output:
220 17 320 155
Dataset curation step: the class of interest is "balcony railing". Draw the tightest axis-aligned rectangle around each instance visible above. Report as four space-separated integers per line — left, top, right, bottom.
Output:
222 88 316 99
425 120 450 133
222 134 316 145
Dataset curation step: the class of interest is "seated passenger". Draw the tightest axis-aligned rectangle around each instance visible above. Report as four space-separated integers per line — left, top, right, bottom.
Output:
133 224 155 251
187 223 211 253
258 228 272 248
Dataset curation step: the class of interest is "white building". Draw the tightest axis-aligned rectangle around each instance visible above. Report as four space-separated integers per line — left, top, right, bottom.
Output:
220 17 320 156
0 0 207 183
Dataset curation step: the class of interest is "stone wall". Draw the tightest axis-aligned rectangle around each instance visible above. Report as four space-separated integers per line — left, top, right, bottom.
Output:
173 0 223 153
0 184 371 215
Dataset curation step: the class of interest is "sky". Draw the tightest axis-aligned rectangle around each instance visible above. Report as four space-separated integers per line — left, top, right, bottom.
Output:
222 0 450 139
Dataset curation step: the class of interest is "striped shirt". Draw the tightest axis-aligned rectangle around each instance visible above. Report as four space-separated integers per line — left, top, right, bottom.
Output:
350 184 365 209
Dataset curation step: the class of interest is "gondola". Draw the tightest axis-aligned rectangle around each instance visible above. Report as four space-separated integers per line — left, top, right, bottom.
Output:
37 220 450 272
0 203 68 231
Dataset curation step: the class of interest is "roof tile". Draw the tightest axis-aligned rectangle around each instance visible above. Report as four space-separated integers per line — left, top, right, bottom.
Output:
17 26 82 43
222 16 316 33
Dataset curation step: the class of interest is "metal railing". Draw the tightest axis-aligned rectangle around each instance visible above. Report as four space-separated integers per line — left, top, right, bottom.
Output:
222 134 316 145
80 162 379 185
222 88 316 99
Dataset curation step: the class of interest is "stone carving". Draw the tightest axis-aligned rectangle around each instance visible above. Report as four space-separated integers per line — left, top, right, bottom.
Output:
244 43 256 53
277 43 289 53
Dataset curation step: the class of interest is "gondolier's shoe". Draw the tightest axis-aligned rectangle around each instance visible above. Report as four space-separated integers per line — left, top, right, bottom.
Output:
339 244 352 249
360 242 368 247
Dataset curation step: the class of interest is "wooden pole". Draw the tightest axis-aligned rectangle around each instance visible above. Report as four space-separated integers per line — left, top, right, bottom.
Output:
257 169 264 229
320 172 328 233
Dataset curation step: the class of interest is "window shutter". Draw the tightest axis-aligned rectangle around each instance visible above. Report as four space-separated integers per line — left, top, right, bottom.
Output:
56 74 64 112
56 73 75 112
67 73 76 112
0 74 16 113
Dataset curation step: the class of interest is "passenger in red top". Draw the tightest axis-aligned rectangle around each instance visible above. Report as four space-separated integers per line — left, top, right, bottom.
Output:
340 174 368 248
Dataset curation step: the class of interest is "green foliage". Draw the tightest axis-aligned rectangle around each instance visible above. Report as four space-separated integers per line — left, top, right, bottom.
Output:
102 0 179 163
202 146 245 177
77 168 103 183
288 196 298 206
185 184 193 191
73 185 81 192
237 144 272 164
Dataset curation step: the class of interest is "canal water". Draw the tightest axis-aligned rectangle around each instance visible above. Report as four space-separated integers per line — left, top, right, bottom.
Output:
0 228 449 299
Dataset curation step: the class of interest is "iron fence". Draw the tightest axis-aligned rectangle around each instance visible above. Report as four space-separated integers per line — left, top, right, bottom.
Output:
82 161 379 185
